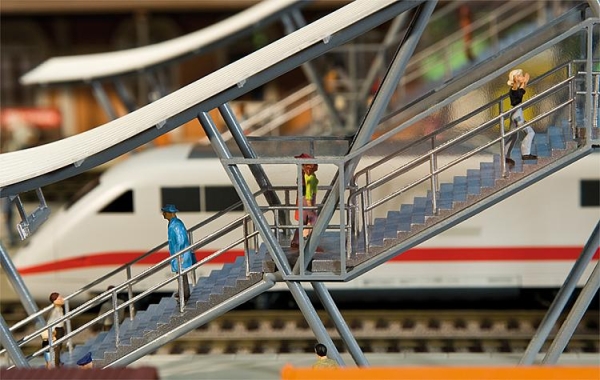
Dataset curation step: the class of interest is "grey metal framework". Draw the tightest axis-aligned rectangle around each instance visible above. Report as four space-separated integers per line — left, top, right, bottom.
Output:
0 0 599 370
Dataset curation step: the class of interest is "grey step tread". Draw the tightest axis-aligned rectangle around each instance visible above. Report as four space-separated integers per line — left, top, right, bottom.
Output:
352 124 577 260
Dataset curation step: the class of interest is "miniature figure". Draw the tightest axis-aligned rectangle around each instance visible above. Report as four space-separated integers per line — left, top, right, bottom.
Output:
47 292 65 367
76 352 93 369
97 285 124 332
161 204 196 304
40 328 56 369
505 68 536 168
291 153 319 248
312 343 339 368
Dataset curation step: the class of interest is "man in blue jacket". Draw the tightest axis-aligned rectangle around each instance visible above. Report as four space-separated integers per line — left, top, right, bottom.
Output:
161 204 196 304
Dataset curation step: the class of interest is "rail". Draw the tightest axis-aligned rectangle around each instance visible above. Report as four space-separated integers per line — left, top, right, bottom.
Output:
4 14 597 369
329 0 575 119
1 189 268 363
197 84 320 145
349 58 598 255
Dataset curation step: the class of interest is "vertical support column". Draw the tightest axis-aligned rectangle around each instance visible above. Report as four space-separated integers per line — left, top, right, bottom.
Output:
298 1 438 272
313 282 368 366
543 262 599 364
287 282 344 366
0 315 29 368
0 243 45 329
584 24 593 132
520 221 599 365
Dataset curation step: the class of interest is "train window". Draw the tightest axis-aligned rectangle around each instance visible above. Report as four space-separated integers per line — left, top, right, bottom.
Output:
580 180 599 207
161 187 200 212
205 186 243 212
100 190 134 213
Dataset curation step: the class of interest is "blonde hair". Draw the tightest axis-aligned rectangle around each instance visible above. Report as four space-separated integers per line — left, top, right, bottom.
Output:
507 69 523 86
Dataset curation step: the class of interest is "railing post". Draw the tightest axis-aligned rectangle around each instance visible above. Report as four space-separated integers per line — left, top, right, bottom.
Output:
64 299 73 354
244 215 250 277
178 255 184 313
126 266 135 320
112 289 120 347
188 231 197 286
338 162 347 271
46 325 55 367
365 171 372 227
499 99 508 176
361 192 369 257
284 189 291 239
593 73 599 130
584 24 593 136
568 62 576 138
429 136 438 215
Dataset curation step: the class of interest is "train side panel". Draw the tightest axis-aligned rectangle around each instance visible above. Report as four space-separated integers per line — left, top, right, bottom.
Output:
11 146 599 301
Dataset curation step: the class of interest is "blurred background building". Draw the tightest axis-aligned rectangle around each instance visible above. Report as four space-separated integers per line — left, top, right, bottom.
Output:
0 0 578 206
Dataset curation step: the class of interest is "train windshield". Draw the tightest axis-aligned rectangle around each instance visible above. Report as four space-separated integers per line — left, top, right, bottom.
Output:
65 177 100 209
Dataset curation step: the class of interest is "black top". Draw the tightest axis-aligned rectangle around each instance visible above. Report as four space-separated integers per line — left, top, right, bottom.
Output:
509 88 526 107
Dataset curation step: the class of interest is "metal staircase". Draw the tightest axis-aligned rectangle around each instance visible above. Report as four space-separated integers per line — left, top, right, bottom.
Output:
65 252 274 368
350 124 580 269
1 0 597 371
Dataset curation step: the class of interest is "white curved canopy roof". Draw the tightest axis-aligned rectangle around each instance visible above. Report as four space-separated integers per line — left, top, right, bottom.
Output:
20 0 301 85
1 0 403 189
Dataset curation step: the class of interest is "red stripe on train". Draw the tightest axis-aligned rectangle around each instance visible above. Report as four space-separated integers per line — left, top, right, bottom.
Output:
16 246 599 275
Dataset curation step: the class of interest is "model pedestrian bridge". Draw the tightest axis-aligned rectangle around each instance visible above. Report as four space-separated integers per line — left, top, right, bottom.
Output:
0 0 598 371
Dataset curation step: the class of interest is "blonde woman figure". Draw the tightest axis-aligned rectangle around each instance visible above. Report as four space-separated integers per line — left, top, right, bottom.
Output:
505 69 536 168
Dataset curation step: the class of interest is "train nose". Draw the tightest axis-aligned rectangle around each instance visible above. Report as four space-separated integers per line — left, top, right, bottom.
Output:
11 221 55 273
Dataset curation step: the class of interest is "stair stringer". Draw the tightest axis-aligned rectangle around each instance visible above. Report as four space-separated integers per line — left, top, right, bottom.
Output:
102 273 276 368
61 248 277 369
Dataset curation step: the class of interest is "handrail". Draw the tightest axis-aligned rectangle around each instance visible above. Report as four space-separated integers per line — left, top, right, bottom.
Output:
7 188 265 335
347 9 593 165
347 60 583 252
402 1 528 84
373 2 590 137
7 213 263 361
351 74 575 210
336 0 562 107
197 84 318 144
352 62 574 187
2 188 269 359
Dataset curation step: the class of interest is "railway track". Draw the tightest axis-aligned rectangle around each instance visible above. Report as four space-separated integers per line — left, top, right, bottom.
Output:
2 304 598 356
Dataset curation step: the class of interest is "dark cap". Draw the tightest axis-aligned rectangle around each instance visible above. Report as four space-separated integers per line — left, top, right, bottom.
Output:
294 153 313 159
77 352 93 366
161 204 179 213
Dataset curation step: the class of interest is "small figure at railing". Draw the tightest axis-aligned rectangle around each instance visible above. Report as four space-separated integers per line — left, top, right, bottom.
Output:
46 292 65 367
505 68 537 168
161 204 196 305
291 153 319 249
40 328 56 369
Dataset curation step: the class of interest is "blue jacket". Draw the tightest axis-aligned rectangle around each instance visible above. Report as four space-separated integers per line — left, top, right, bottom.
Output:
167 217 196 272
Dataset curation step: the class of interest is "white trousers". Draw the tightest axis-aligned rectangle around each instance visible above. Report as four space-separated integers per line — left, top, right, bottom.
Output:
505 108 535 156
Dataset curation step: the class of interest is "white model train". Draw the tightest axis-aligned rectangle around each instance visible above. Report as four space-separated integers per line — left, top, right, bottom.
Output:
11 144 599 303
